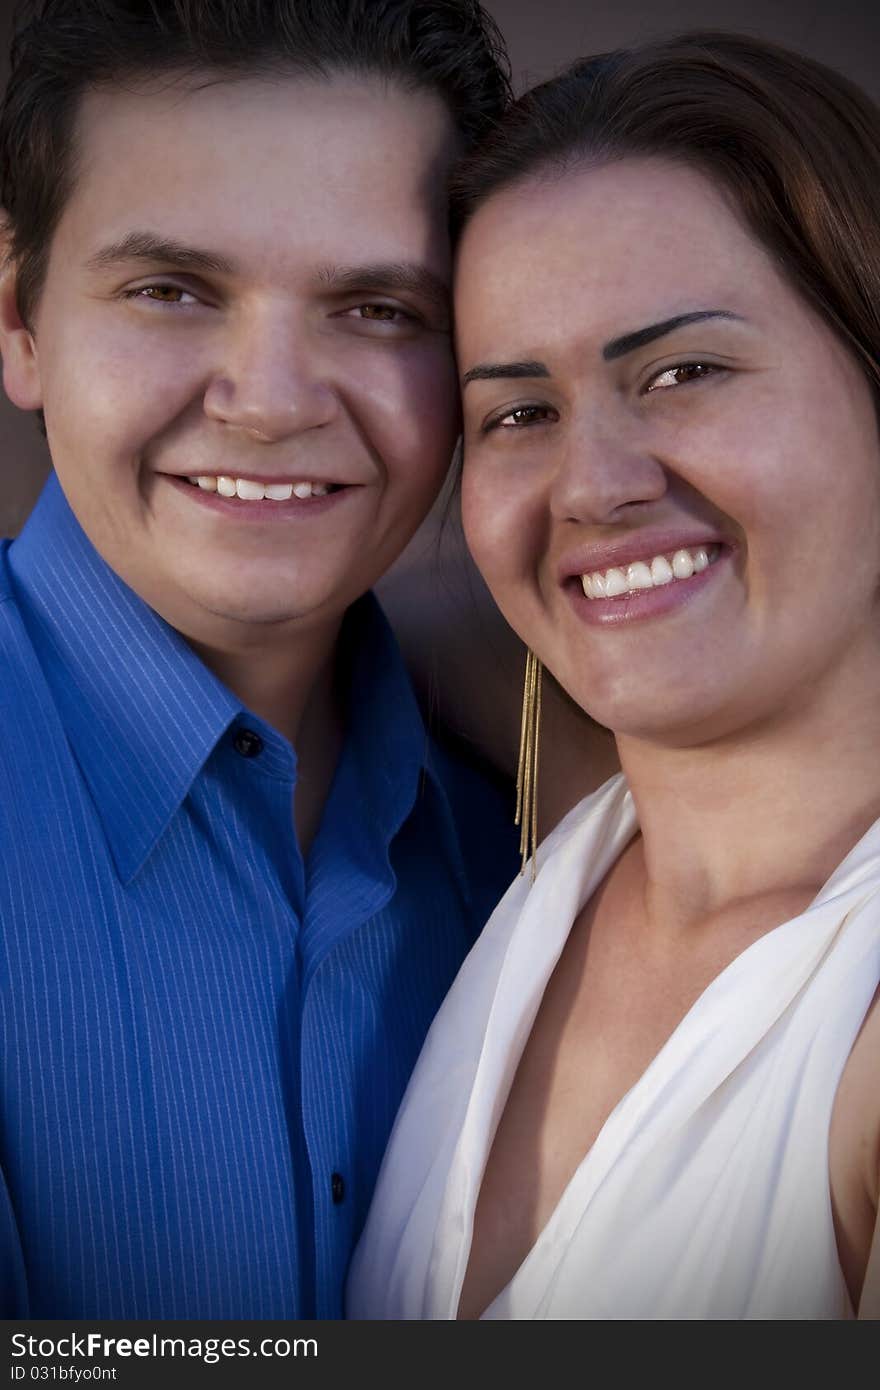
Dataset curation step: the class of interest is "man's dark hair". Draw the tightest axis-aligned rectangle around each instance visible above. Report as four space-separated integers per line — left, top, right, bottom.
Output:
1 0 511 326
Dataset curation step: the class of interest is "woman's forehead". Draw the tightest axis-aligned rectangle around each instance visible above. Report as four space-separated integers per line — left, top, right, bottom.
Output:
453 159 777 357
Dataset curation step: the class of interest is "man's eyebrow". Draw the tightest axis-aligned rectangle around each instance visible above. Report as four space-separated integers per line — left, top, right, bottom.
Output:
317 262 450 312
602 310 745 361
84 232 236 276
461 360 550 388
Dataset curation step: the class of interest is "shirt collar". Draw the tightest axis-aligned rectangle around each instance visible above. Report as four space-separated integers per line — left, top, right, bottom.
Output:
8 474 463 898
8 473 242 882
324 583 464 883
300 592 471 966
327 591 432 870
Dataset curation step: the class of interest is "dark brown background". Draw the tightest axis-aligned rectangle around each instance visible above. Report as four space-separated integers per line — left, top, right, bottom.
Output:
1 0 879 535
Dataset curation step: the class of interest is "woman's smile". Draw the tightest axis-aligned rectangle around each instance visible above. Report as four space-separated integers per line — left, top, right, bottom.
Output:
556 531 731 625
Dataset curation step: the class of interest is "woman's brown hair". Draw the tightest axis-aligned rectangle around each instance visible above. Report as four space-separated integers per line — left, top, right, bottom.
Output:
451 30 880 403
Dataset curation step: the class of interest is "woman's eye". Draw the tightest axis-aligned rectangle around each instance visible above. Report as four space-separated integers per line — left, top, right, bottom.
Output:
645 362 719 392
126 284 199 306
486 404 557 431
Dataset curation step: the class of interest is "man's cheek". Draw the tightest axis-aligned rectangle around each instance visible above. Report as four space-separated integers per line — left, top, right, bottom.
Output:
364 346 458 447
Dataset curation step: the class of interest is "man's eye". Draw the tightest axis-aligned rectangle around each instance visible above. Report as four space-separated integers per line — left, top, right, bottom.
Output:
645 362 719 392
485 404 557 431
126 284 198 306
349 303 411 323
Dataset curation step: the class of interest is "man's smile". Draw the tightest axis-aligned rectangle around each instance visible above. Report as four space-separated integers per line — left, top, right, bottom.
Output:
184 474 345 500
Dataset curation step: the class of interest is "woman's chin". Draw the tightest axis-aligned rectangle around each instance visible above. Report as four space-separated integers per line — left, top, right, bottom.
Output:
553 675 746 750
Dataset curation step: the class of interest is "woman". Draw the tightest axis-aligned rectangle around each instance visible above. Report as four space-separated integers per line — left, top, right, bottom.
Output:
347 32 880 1319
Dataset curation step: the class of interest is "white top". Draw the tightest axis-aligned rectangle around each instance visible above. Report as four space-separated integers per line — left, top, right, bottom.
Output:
347 774 880 1320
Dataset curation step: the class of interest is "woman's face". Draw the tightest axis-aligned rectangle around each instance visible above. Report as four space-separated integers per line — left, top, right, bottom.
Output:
457 158 880 745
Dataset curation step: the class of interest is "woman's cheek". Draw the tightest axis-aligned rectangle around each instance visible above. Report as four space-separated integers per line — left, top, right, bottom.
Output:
462 454 526 589
461 452 495 562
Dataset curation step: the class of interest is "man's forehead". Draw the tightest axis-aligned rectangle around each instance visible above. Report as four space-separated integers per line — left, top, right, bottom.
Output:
74 68 457 161
57 72 458 285
69 74 458 216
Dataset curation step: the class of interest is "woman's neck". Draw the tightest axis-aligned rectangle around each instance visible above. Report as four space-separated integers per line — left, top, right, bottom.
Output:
614 632 880 933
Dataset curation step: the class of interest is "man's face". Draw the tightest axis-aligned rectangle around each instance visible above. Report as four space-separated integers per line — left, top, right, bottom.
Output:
3 73 460 646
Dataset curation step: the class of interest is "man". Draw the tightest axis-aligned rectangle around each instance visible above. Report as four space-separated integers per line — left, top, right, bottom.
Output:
0 0 517 1318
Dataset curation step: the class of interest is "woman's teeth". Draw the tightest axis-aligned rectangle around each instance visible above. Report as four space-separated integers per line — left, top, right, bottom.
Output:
186 475 333 500
581 545 719 599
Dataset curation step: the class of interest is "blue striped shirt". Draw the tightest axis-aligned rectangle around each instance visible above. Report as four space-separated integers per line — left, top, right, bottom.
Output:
0 474 517 1319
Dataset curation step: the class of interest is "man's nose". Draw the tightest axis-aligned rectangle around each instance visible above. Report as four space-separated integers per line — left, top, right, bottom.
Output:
549 411 669 524
203 310 338 442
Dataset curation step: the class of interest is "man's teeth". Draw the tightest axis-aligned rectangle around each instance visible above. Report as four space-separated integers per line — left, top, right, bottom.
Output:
186 475 332 500
581 546 717 599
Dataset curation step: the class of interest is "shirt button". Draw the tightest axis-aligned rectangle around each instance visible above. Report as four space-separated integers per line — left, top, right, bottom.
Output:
331 1172 345 1205
234 728 263 759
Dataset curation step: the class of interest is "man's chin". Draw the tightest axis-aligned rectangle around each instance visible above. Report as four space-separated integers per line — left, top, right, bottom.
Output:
165 586 353 646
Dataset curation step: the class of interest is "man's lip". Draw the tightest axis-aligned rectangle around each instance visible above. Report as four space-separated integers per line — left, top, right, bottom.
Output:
163 475 356 518
557 530 732 583
161 471 359 487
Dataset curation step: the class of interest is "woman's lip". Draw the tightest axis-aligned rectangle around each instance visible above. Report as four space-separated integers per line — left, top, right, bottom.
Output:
564 545 731 625
557 532 730 584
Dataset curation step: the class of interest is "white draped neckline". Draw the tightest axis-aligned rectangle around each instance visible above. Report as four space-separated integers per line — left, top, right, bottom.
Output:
348 774 880 1319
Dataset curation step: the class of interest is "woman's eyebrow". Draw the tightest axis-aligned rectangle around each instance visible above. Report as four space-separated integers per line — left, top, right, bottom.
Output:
461 312 746 386
602 309 745 361
461 359 550 388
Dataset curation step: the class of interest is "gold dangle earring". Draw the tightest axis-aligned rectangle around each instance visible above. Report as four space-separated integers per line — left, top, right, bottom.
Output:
515 649 543 882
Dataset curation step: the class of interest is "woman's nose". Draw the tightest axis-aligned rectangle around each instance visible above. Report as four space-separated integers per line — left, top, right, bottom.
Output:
549 413 669 524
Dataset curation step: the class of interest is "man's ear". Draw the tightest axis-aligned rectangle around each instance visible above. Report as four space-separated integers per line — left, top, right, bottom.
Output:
0 220 43 412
